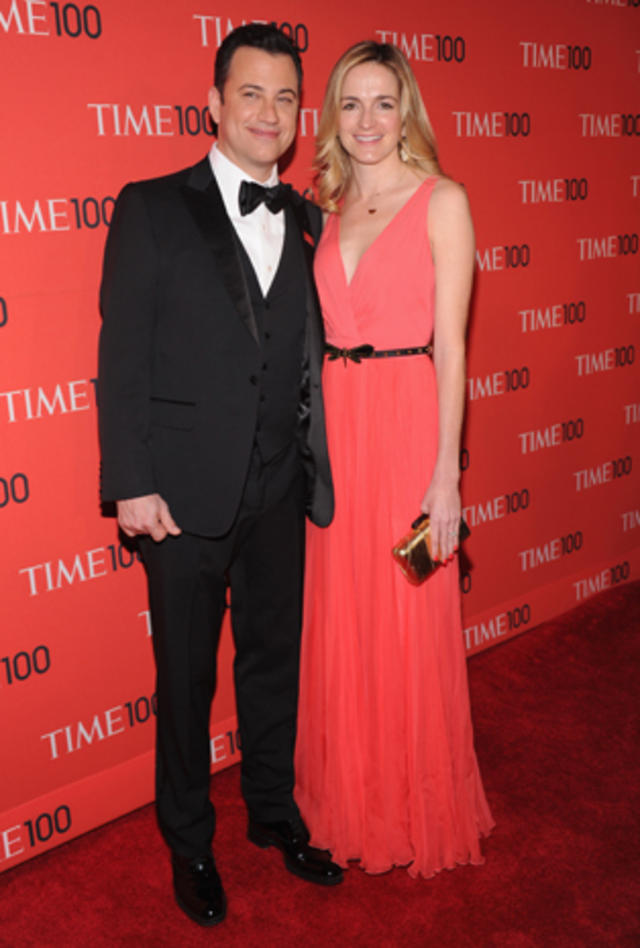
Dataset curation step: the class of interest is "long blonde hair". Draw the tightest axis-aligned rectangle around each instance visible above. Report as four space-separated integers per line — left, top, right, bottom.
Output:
315 41 442 212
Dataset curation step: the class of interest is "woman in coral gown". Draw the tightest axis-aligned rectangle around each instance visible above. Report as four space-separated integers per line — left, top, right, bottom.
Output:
295 41 494 878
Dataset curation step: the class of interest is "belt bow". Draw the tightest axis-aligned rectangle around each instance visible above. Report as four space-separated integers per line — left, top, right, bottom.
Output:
325 344 375 365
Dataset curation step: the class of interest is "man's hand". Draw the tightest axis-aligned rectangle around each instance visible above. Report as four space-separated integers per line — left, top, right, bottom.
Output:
116 494 182 543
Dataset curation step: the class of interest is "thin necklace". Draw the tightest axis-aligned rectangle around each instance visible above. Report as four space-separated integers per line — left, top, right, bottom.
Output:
363 169 409 215
365 189 383 214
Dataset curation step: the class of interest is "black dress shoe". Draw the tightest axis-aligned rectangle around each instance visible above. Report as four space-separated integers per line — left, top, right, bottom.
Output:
247 817 344 886
171 852 226 927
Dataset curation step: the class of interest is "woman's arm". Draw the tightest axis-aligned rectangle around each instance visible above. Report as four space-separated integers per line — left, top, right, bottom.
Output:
420 178 475 562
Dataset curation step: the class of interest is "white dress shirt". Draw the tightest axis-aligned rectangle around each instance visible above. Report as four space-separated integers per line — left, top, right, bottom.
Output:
209 144 285 297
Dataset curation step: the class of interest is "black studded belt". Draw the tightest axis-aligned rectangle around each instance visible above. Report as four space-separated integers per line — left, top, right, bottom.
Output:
325 343 433 365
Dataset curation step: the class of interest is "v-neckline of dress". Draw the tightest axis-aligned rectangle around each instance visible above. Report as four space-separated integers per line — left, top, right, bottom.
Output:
337 176 434 288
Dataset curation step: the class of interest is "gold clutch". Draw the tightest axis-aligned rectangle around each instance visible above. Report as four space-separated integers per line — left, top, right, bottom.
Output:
392 514 470 585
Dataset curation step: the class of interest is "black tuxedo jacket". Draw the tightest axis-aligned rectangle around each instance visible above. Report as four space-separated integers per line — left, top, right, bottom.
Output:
97 157 333 536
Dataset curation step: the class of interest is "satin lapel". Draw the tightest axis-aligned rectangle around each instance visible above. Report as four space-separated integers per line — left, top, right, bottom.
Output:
285 203 323 360
181 166 259 345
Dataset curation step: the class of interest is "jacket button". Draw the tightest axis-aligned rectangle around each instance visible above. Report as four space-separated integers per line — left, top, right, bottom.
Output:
249 375 258 385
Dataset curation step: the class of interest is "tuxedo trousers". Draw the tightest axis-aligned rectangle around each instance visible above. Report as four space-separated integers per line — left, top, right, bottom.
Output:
139 442 305 858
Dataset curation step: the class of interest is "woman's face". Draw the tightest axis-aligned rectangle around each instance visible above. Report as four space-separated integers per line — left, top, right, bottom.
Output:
337 62 403 168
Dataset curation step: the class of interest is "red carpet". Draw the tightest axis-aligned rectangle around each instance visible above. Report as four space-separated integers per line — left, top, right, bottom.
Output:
2 581 639 947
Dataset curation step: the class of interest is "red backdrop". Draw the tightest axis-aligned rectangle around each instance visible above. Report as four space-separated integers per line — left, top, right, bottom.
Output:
1 0 638 870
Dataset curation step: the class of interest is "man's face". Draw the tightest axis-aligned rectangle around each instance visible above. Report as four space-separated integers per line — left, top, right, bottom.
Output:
208 46 299 182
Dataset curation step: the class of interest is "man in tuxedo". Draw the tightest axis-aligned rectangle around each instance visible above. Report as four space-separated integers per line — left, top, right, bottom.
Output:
97 24 341 927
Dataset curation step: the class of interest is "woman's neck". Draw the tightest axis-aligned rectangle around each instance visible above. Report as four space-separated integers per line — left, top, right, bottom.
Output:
346 157 418 206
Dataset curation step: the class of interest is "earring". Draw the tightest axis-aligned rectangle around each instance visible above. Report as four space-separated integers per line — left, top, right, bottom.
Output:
398 136 409 162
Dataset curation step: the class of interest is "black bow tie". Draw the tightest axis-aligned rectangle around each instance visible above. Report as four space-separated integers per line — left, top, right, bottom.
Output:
238 180 291 216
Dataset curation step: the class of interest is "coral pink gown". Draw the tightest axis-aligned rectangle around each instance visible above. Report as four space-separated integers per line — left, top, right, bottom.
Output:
295 177 494 878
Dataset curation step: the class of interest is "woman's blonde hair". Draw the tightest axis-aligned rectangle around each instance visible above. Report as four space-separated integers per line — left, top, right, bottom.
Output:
314 41 442 212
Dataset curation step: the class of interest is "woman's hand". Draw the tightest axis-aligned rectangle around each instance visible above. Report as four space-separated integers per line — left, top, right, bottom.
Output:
420 475 461 563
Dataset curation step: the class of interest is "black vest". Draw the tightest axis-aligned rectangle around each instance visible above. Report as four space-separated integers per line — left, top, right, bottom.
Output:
236 212 307 462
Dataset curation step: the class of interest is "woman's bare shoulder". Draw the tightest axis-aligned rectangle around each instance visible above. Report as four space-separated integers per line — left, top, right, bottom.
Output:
430 176 471 215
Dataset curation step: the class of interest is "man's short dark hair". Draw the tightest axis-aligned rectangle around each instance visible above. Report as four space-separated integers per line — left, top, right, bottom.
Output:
214 24 303 96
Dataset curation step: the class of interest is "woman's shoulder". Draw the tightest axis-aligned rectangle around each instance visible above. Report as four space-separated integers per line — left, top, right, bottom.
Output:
428 176 471 216
426 176 474 247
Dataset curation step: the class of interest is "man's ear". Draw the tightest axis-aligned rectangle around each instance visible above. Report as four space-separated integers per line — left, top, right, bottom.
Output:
208 85 222 126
